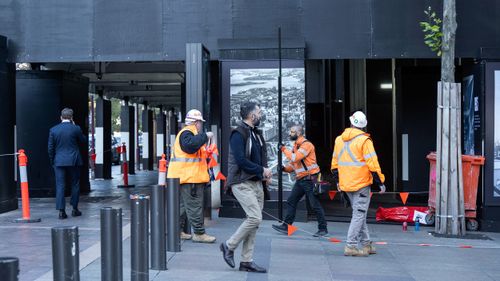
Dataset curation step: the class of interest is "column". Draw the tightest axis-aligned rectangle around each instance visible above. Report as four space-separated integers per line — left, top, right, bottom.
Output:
142 106 154 170
95 93 112 179
120 102 136 174
0 36 16 213
156 109 166 158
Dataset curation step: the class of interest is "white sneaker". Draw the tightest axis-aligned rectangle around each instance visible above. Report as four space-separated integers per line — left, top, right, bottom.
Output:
192 233 216 243
180 232 192 240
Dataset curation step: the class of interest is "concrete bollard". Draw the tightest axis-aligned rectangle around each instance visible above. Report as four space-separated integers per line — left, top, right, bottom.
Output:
130 194 149 281
52 226 79 281
100 207 122 281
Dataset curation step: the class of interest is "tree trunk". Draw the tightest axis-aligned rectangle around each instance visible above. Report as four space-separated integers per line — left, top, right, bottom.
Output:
441 0 457 83
435 0 465 236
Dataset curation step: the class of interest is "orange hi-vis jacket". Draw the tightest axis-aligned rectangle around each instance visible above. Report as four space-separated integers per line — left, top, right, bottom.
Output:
167 125 209 184
330 128 385 192
282 136 320 180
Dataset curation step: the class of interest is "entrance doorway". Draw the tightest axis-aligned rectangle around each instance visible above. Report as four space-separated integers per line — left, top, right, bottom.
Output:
305 59 395 219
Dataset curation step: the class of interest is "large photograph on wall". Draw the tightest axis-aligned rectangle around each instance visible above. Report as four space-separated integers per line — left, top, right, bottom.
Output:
494 70 500 197
221 60 305 197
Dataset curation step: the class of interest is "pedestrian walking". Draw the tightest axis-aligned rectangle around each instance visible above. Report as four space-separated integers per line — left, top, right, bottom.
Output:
220 101 271 273
48 108 86 219
167 109 216 243
272 124 328 237
331 110 386 256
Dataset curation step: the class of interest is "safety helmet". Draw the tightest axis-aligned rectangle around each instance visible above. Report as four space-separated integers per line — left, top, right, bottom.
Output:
185 109 206 123
349 111 367 128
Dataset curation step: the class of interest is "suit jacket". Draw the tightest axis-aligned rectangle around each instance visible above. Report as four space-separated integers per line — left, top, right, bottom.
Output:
48 121 85 167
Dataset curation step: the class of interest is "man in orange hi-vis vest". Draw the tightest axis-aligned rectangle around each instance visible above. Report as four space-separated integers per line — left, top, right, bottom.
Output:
272 125 328 237
331 111 386 257
167 109 216 243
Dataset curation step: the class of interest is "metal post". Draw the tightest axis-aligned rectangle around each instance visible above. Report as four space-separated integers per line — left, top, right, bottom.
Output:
0 257 19 281
130 194 149 281
166 178 181 252
51 226 79 281
151 185 166 270
277 27 284 221
100 207 122 281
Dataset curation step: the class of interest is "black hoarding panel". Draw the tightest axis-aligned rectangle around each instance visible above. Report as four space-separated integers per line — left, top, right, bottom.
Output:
0 1 24 61
302 0 371 59
0 0 499 61
16 71 90 197
94 0 164 60
456 1 500 57
23 1 93 62
372 0 438 58
232 0 302 38
164 0 232 60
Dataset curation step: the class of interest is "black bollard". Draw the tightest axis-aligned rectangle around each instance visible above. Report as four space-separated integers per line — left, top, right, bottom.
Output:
52 226 79 281
0 257 19 281
100 207 123 281
167 178 181 252
130 194 149 281
151 185 167 270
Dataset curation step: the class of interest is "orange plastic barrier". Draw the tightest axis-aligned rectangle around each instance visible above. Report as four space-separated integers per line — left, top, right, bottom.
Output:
117 143 134 188
14 149 41 223
158 154 167 186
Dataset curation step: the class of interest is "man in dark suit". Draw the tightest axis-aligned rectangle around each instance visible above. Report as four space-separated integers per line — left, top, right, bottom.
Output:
48 108 86 219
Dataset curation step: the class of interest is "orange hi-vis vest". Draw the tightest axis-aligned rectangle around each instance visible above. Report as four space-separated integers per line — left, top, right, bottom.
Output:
167 125 209 184
330 128 385 192
283 136 320 180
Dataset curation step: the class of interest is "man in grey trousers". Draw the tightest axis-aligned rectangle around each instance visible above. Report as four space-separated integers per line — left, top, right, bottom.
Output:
220 101 272 273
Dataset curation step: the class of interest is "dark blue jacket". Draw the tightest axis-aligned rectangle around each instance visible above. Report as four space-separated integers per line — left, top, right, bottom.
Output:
48 121 85 167
226 121 268 186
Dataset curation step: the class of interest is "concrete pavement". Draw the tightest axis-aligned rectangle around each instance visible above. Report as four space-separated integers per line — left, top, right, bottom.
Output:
1 167 500 281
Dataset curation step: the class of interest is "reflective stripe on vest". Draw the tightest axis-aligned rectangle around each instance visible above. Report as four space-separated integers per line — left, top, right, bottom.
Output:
337 135 366 167
364 152 377 160
170 138 204 163
295 163 319 173
170 157 204 163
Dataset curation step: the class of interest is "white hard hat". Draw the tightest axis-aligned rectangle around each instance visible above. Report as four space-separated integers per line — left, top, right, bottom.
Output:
185 109 206 122
349 111 367 128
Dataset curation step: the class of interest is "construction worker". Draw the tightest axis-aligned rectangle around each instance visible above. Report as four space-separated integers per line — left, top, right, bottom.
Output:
331 110 386 257
272 125 328 237
167 109 216 243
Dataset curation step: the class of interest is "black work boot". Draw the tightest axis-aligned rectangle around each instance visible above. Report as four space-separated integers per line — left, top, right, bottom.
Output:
59 210 67 219
72 208 82 217
313 229 328 237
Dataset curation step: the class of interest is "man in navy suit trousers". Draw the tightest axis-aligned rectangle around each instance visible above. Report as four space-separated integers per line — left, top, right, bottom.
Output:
48 108 86 219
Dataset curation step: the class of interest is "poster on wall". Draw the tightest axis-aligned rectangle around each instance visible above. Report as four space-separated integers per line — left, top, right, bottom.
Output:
494 70 500 197
463 75 475 155
228 64 305 193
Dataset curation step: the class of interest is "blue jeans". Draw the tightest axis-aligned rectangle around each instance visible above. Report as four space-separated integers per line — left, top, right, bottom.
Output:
54 166 80 210
284 178 327 231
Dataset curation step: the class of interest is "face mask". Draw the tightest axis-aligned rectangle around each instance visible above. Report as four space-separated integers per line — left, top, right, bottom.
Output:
290 135 298 141
252 114 261 127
